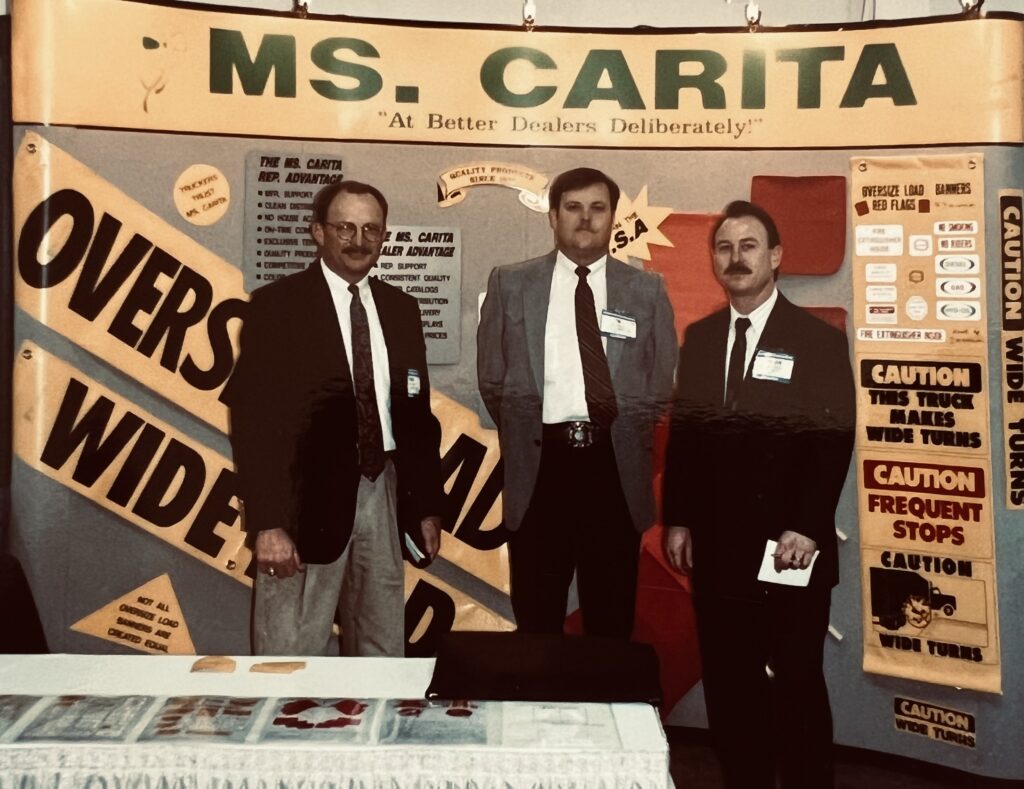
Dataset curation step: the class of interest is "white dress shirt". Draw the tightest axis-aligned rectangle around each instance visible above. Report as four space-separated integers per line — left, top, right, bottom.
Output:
320 260 396 451
543 251 608 424
723 286 778 401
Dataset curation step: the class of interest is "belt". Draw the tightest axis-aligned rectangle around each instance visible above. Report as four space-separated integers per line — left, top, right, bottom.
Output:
542 421 607 449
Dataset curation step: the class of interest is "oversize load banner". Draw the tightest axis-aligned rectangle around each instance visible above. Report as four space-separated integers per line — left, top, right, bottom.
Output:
11 0 1024 148
852 154 999 693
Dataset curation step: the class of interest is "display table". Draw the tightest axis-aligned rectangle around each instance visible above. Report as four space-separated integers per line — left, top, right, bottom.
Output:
0 655 669 788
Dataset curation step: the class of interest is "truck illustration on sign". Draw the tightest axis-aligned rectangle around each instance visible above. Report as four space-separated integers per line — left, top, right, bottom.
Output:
870 567 958 630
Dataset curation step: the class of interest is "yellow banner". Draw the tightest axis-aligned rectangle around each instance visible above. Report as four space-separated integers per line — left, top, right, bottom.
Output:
851 154 1000 693
12 342 255 586
11 0 1023 148
13 132 245 435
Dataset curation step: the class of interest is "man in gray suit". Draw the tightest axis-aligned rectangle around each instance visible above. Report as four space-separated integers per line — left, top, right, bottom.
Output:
477 167 676 638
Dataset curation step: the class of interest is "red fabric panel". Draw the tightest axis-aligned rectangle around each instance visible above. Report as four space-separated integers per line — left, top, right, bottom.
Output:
645 213 726 340
750 175 847 276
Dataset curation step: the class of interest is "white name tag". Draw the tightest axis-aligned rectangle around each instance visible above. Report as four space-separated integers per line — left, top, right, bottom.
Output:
407 369 421 396
751 350 794 382
600 309 637 339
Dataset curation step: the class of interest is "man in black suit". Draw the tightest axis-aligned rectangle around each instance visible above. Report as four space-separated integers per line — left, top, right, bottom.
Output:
662 201 855 789
227 181 444 657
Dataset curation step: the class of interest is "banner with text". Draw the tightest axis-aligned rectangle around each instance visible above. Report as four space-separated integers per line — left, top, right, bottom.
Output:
11 0 1024 149
852 154 1000 693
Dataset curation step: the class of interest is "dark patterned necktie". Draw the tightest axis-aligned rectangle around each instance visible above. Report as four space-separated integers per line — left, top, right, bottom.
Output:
575 266 618 428
725 316 752 410
349 283 386 480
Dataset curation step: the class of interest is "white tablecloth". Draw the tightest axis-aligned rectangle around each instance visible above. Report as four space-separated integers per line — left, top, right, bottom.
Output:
0 655 669 789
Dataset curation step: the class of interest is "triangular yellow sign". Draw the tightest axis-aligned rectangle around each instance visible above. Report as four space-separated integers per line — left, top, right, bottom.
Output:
71 573 196 655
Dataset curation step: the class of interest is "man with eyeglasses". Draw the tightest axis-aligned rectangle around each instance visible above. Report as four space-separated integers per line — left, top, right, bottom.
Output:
477 167 676 638
227 181 444 657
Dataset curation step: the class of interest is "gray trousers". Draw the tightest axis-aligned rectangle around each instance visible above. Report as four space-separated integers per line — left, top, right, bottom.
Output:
252 461 405 656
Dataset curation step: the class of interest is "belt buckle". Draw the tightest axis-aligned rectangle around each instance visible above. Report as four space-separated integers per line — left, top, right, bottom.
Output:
566 420 595 448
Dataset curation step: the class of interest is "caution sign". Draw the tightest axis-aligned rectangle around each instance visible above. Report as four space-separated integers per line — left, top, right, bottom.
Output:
894 696 976 749
852 155 999 693
999 189 1024 509
71 573 196 654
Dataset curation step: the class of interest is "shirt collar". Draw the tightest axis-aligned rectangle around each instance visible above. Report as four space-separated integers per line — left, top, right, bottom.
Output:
556 250 608 277
320 258 370 296
729 285 778 329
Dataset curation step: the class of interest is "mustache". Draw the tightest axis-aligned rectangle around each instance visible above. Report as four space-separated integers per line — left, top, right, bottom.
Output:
342 244 372 256
724 263 752 275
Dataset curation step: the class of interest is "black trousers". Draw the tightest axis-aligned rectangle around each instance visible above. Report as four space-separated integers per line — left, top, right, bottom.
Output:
508 432 640 639
694 584 834 789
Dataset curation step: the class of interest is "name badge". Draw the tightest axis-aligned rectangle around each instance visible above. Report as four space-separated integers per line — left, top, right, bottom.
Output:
600 309 637 339
751 350 795 383
407 369 422 397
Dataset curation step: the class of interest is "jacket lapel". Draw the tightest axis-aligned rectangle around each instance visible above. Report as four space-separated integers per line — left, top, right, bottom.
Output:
523 253 555 396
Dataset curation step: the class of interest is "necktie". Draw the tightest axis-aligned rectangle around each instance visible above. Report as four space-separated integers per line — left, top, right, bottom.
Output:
725 316 752 409
349 284 386 480
575 266 618 428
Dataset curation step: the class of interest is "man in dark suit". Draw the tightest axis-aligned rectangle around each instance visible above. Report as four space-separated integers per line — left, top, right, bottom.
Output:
478 168 676 638
662 201 855 789
227 181 444 657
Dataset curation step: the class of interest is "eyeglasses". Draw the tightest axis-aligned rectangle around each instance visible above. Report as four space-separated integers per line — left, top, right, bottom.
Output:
321 221 385 243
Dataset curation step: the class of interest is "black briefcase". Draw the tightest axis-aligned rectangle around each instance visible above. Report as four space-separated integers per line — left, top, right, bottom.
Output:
425 631 662 706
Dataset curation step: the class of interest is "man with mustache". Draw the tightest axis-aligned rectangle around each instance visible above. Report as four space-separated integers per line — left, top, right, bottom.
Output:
477 167 676 637
227 181 444 656
662 200 855 788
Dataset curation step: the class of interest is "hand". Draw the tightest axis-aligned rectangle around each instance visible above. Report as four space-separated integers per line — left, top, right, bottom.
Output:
774 530 817 571
663 526 693 575
255 528 305 578
419 516 442 563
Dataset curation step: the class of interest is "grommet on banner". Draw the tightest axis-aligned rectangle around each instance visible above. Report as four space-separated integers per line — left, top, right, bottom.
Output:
292 0 308 18
523 0 537 31
745 2 761 32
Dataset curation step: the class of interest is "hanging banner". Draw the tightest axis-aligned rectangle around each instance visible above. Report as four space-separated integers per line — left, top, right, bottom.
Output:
13 131 246 436
998 189 1024 509
852 154 1000 693
11 0 1024 148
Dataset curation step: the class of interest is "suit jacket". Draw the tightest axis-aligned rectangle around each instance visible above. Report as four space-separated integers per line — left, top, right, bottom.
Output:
662 293 855 595
225 263 444 565
477 251 677 533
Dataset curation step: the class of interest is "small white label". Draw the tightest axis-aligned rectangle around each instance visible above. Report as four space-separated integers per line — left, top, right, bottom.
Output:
866 304 898 325
865 263 898 283
935 254 980 275
407 369 421 396
866 285 898 302
937 301 981 321
905 296 928 321
600 309 637 339
856 225 904 256
936 277 981 298
751 350 794 382
934 220 977 235
937 236 976 252
908 235 933 256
